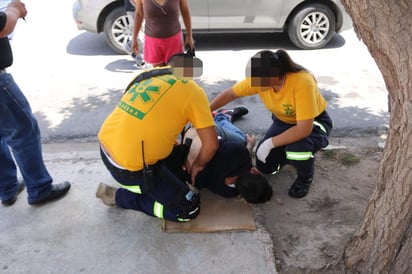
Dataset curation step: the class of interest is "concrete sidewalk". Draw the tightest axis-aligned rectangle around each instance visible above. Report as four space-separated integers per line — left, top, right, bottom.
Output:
0 142 277 274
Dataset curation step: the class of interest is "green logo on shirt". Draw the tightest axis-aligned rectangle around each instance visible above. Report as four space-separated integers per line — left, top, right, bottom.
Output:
118 76 177 120
127 79 160 103
283 104 295 116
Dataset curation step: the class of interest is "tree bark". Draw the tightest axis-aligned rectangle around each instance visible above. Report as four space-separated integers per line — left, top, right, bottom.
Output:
340 0 412 273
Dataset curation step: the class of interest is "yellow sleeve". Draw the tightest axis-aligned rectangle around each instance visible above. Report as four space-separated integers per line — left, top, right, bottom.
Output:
185 81 215 129
233 78 262 96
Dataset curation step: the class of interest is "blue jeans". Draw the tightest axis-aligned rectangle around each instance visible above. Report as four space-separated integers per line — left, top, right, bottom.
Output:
0 73 53 203
214 113 246 144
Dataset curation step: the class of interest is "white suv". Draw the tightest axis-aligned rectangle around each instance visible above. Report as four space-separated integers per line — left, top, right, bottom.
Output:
72 0 346 54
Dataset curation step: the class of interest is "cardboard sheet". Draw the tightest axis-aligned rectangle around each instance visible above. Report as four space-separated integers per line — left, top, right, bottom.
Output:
161 189 256 233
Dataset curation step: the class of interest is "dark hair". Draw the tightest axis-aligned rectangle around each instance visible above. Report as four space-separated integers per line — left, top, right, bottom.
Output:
249 49 307 78
275 49 307 74
235 172 273 203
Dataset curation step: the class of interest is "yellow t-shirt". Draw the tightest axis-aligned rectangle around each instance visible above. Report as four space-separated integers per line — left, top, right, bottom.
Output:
233 71 327 124
98 72 214 171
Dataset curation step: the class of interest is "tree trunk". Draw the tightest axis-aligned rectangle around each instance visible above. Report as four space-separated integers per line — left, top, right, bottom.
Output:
340 1 412 273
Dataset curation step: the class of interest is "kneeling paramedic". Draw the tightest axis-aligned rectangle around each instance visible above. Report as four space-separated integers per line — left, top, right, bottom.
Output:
96 53 218 222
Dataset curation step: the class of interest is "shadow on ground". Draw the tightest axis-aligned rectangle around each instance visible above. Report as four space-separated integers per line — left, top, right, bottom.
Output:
34 78 388 143
66 31 346 57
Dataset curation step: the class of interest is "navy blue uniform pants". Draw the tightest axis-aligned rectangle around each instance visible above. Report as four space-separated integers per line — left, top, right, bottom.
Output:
100 148 198 222
256 111 333 180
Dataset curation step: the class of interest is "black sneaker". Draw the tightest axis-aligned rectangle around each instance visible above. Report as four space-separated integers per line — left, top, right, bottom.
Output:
1 182 25 206
231 106 249 122
288 177 313 198
218 106 249 122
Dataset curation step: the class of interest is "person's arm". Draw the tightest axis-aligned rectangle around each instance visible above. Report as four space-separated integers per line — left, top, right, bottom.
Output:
183 127 201 168
209 87 238 111
189 126 218 184
0 0 26 38
131 0 144 54
179 0 194 50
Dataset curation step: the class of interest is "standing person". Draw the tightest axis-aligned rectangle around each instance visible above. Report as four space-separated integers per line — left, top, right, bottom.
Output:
131 0 195 67
96 53 218 222
210 49 333 199
0 0 71 206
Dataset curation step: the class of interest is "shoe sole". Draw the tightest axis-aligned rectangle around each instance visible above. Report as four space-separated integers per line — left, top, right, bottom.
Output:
96 183 116 207
96 183 105 199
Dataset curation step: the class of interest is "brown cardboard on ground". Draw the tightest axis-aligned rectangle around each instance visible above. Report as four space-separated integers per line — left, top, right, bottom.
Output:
161 189 256 233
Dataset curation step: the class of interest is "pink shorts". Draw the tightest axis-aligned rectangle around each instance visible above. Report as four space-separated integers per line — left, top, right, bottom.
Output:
144 31 184 65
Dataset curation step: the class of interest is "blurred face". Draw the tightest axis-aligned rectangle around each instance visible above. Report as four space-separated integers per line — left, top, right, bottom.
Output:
246 57 279 87
250 76 276 87
170 55 203 79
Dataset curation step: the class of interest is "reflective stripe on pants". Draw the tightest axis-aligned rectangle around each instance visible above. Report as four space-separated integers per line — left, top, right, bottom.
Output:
313 121 327 134
153 201 164 219
119 183 142 194
286 151 314 161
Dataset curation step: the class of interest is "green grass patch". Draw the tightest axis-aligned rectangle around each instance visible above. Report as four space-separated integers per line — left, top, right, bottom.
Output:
321 150 361 166
322 149 338 159
339 152 360 166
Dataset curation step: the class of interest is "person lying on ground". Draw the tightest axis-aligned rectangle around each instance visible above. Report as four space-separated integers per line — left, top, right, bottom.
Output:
165 108 273 204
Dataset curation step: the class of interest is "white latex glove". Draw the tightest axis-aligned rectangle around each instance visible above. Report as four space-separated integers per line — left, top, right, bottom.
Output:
256 138 275 163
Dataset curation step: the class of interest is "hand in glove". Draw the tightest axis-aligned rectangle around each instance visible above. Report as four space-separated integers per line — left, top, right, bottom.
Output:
256 138 275 163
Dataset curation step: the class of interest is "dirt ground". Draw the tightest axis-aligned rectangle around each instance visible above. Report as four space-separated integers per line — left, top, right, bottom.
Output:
253 135 385 273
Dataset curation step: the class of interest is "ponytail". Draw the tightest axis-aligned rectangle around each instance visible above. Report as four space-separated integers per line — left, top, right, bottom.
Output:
275 49 307 73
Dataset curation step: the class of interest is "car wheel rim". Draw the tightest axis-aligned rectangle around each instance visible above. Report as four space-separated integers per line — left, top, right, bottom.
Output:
112 15 132 49
299 12 330 45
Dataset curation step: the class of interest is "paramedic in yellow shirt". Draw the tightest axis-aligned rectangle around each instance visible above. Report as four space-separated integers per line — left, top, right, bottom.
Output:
210 49 333 199
97 53 218 222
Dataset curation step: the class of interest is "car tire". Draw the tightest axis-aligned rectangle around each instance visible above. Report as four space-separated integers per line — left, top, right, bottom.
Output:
287 4 336 50
103 6 144 54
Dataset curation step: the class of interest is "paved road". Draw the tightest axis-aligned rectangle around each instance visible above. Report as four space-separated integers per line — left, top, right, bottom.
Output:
8 0 388 142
